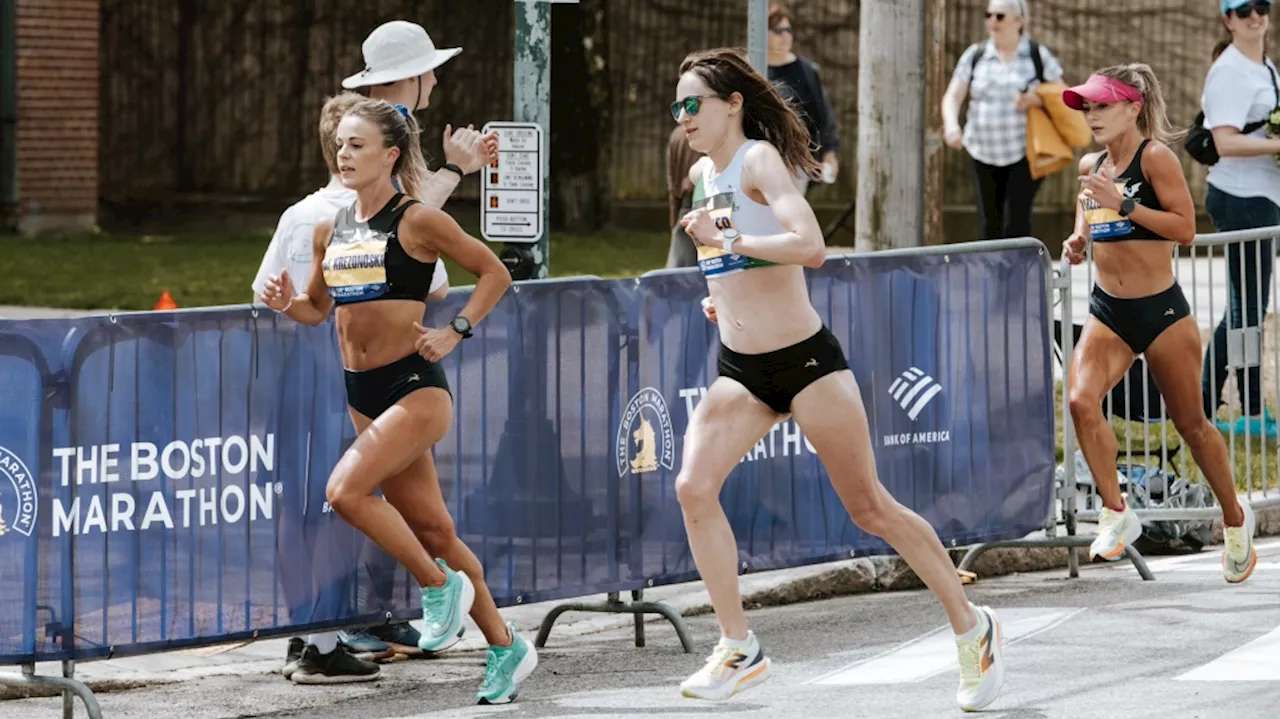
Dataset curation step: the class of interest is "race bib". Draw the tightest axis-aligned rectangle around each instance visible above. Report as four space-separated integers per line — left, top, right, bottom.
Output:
1083 182 1133 239
693 188 775 277
323 228 389 302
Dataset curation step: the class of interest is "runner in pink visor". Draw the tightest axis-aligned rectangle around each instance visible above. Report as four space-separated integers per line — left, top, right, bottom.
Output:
1062 73 1144 110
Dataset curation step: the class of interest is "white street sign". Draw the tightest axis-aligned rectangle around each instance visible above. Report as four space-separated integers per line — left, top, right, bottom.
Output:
481 121 544 244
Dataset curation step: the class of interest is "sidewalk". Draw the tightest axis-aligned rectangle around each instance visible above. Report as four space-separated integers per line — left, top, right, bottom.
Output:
0 558 881 698
3 502 1278 700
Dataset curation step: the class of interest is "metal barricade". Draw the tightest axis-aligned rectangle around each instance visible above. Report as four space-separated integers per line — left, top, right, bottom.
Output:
960 225 1280 580
1068 226 1280 528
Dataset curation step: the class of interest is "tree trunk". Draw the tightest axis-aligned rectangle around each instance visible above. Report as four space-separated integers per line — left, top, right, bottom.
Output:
924 0 946 246
549 0 610 233
855 0 925 252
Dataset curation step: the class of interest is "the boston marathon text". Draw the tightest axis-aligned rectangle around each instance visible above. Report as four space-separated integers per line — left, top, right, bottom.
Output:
49 435 278 537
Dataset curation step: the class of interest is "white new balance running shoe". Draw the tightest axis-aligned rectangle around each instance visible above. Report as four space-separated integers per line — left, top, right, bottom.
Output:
956 604 1005 712
1089 501 1142 561
1223 501 1258 584
679 631 772 701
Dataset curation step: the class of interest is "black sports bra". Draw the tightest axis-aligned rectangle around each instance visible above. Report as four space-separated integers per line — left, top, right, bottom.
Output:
322 193 437 305
1083 139 1168 243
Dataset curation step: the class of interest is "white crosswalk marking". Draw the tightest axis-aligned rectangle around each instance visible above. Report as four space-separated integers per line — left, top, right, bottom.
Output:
1176 626 1280 682
806 607 1083 686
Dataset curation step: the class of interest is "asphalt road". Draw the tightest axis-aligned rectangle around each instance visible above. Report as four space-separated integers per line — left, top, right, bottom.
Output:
5 539 1279 719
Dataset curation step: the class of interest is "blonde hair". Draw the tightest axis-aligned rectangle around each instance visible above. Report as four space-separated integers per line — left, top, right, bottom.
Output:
342 98 431 200
318 92 366 176
1093 63 1183 146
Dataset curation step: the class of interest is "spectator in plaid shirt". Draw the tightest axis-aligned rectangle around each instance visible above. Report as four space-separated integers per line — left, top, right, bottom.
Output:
941 1 1064 240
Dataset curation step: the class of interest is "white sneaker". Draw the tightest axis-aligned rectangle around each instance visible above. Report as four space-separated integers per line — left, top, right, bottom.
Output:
956 605 1005 712
1089 501 1142 561
1223 502 1257 584
679 631 772 701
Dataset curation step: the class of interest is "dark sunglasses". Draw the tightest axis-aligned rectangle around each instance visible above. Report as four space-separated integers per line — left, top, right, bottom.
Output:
670 94 725 121
1234 1 1272 19
770 26 793 35
985 11 1006 20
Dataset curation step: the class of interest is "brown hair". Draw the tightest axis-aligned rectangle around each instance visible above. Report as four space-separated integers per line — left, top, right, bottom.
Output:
678 47 820 179
342 98 431 200
768 2 790 30
318 92 366 176
1093 63 1183 145
1213 29 1232 60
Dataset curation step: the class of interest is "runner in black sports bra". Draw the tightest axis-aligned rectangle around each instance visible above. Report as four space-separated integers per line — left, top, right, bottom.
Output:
1080 138 1193 354
260 96 538 703
1060 65 1253 581
320 191 452 418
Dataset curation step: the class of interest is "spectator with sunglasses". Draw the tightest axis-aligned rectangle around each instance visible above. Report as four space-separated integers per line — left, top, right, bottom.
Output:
942 0 1064 240
1198 0 1280 439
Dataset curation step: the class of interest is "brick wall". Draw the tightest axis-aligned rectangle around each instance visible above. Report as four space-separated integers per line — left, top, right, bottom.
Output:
15 0 98 234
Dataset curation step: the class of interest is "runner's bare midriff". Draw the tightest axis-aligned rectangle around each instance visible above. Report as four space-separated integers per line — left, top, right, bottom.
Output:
335 299 425 370
1091 240 1177 299
709 263 823 355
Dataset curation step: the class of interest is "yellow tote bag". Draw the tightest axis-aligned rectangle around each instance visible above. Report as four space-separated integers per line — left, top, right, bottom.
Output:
1026 104 1074 180
1037 81 1094 149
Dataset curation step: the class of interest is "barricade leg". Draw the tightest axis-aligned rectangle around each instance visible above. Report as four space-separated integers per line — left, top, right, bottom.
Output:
956 535 1154 581
534 589 694 654
0 661 103 719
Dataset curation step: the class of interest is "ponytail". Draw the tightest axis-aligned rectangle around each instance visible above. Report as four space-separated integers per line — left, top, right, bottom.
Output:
343 100 432 200
394 108 431 201
1095 63 1183 146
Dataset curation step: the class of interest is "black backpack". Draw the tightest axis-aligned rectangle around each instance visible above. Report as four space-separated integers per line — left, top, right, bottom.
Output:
1185 62 1278 166
968 40 1044 89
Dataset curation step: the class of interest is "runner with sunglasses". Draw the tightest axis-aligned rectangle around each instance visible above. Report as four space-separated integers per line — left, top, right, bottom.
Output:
1198 0 1280 440
669 47 1006 712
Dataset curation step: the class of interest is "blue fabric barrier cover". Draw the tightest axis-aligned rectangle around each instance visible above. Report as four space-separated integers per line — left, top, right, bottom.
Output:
0 243 1054 664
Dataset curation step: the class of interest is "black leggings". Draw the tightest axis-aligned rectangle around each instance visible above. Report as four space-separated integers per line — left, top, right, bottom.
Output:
970 156 1043 240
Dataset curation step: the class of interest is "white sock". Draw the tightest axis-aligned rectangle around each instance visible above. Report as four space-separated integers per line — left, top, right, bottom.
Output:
957 605 986 641
721 631 754 649
307 632 339 654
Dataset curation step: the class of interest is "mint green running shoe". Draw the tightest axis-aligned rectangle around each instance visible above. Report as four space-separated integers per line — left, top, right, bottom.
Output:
476 622 538 705
417 558 474 653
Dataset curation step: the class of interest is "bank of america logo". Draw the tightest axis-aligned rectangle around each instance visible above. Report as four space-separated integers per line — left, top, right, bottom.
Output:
888 367 943 420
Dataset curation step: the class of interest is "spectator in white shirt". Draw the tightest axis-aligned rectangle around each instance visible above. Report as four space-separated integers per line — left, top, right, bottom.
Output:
1199 0 1280 439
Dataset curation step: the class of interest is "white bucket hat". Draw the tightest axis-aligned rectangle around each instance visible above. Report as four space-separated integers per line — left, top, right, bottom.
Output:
341 21 462 89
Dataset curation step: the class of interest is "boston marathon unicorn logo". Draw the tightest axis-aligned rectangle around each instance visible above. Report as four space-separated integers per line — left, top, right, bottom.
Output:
0 445 38 537
617 388 675 477
630 417 659 474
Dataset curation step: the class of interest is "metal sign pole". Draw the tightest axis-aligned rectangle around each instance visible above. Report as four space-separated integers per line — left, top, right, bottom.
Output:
747 0 768 75
505 0 562 280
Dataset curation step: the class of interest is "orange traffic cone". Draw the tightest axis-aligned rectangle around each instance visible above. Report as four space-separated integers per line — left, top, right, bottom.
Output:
153 290 178 310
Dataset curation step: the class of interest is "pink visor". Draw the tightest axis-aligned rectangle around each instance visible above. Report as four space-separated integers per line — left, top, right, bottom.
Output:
1062 75 1143 110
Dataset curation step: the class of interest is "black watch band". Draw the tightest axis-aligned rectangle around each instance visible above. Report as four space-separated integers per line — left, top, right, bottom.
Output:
441 162 465 178
1119 198 1135 217
450 316 473 338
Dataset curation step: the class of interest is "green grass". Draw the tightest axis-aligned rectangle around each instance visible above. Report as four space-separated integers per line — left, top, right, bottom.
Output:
0 228 671 311
1053 380 1280 495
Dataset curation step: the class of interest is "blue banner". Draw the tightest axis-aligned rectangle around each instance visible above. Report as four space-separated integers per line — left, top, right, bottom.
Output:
0 241 1054 665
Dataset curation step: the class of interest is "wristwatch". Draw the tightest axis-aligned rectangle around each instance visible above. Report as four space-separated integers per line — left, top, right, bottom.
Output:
450 316 473 338
441 162 465 178
1118 198 1136 217
721 228 740 253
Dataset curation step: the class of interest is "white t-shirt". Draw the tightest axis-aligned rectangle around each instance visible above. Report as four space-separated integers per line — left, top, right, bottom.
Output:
1202 45 1280 208
251 182 448 299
